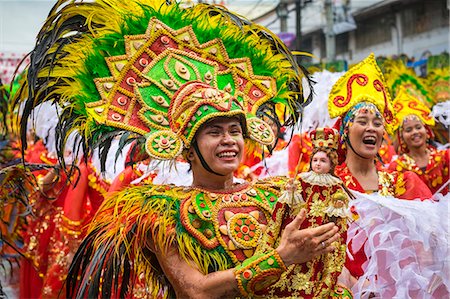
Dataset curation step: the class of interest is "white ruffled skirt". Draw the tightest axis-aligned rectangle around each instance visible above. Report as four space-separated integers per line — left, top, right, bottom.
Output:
347 192 450 299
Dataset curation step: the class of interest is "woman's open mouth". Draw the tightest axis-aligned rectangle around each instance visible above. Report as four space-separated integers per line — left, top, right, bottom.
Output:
362 136 377 145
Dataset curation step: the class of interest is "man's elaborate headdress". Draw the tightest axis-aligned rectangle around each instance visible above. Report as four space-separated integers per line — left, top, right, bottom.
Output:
392 86 435 133
16 0 311 168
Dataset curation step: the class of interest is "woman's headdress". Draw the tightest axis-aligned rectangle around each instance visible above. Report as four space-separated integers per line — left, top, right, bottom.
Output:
15 0 311 169
392 86 435 133
328 53 394 137
392 86 435 154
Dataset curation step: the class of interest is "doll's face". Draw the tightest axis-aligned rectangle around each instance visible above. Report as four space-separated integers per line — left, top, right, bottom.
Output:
311 151 331 174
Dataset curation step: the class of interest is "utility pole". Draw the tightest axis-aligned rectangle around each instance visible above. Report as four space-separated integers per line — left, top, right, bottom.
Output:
324 0 336 62
278 0 289 32
295 0 302 51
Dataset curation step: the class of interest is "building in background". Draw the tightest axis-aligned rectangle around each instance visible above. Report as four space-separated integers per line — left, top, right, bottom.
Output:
255 0 449 67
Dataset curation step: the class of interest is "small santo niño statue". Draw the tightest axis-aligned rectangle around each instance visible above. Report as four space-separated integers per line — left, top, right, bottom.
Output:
259 127 353 298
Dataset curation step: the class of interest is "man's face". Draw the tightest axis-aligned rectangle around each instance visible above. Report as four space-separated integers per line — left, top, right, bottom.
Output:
190 117 244 176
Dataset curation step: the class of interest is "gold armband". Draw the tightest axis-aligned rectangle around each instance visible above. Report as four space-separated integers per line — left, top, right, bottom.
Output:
234 249 287 297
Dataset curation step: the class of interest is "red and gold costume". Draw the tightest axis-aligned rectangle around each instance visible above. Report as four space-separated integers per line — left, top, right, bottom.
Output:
389 147 449 195
288 132 313 176
266 175 349 298
20 152 111 298
19 140 67 299
39 159 111 298
258 127 351 298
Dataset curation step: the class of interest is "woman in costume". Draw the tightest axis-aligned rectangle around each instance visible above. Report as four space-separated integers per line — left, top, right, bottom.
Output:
16 0 342 298
38 155 112 298
329 54 449 298
330 54 432 201
388 87 449 195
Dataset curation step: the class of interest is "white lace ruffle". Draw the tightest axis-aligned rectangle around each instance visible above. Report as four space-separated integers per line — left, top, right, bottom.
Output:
299 171 343 186
347 191 450 299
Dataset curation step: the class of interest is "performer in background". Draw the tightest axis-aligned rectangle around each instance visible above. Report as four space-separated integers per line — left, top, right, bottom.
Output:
388 87 449 195
329 53 448 298
329 54 432 201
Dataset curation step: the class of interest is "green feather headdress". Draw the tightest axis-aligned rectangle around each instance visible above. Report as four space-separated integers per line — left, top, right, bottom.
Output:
383 58 432 108
16 0 312 169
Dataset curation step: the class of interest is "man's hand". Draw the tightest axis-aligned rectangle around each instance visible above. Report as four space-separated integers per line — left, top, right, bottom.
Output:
276 209 340 267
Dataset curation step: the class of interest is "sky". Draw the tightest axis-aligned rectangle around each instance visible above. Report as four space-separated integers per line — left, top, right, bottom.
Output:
0 0 383 55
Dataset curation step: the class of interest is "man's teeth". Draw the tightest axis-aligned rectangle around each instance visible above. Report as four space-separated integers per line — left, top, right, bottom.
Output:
218 152 236 158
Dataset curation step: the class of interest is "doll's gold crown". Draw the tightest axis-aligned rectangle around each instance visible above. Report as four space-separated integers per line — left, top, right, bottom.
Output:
310 127 339 151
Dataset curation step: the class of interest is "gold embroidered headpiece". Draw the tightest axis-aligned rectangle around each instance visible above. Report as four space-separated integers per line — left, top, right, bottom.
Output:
392 86 435 132
328 53 394 134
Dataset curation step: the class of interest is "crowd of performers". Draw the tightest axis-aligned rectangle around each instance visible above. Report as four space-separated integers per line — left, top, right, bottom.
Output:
0 0 449 298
